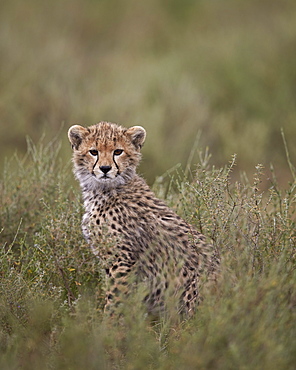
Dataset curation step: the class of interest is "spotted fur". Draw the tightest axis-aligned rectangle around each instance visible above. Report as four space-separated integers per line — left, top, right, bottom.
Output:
68 121 218 316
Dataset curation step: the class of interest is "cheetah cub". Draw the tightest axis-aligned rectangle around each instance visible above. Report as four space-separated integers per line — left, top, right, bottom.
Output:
68 121 218 316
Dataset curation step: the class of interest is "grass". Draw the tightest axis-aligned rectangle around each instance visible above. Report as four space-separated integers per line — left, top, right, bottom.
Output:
0 0 296 367
0 138 295 369
1 0 296 184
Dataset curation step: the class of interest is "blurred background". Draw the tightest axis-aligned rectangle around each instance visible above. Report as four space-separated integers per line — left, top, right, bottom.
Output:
0 0 295 185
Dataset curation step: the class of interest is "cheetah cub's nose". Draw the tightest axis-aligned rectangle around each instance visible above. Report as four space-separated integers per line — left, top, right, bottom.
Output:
100 165 112 174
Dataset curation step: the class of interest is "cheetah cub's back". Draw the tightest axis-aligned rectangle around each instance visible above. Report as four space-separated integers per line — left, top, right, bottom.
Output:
68 121 218 316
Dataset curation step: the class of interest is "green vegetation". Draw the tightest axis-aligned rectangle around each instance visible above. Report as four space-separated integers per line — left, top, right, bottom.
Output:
0 139 295 369
1 0 296 368
0 0 296 183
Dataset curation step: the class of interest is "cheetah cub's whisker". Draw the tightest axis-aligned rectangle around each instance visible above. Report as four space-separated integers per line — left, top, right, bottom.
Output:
68 121 218 316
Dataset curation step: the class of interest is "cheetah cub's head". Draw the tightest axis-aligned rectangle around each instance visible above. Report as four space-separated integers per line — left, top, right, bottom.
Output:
68 121 146 191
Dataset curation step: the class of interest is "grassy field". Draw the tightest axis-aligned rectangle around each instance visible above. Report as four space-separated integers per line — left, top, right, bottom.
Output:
0 0 296 368
0 139 295 369
0 0 296 184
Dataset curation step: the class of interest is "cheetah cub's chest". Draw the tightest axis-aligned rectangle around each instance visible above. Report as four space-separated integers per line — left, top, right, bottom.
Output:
68 121 218 316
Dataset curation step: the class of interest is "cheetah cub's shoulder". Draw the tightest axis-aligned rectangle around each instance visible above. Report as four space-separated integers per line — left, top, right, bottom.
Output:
68 121 218 316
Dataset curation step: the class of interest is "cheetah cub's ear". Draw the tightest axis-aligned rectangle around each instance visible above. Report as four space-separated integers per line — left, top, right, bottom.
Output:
126 126 146 150
68 125 88 150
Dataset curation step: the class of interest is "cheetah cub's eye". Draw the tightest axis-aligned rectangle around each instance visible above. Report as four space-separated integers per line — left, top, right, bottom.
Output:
89 149 98 156
114 149 123 156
